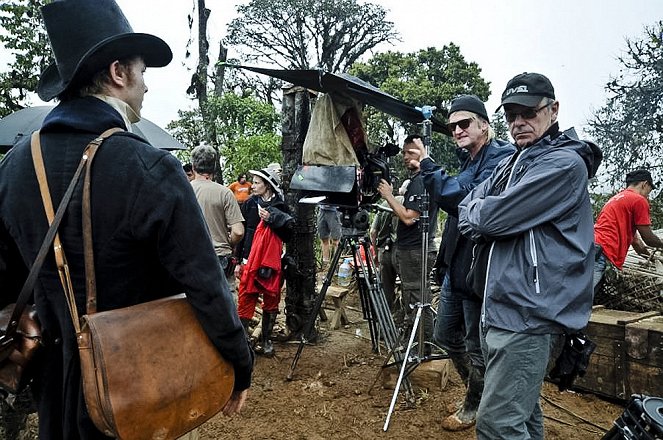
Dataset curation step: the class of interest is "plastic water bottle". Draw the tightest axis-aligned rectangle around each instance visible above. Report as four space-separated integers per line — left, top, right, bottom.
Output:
338 258 353 287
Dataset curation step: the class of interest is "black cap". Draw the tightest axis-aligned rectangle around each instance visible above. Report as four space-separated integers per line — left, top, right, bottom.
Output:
626 169 656 189
498 72 555 110
449 95 489 122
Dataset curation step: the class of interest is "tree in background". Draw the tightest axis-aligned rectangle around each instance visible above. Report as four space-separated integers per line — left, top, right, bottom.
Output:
350 44 491 175
225 0 399 73
491 110 510 142
0 0 50 117
167 92 281 182
587 21 663 190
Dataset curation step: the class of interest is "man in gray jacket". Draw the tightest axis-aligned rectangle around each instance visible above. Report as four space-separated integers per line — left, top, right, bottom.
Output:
458 72 601 439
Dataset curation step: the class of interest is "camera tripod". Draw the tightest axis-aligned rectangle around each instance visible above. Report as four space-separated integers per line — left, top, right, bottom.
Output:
383 111 448 431
286 220 414 401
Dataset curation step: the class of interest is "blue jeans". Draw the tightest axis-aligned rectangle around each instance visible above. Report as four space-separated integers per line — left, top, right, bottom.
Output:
593 245 607 293
477 328 551 440
434 273 484 368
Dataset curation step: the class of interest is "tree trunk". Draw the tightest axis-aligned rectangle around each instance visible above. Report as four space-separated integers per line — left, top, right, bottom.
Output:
196 0 210 114
214 43 228 97
281 86 316 338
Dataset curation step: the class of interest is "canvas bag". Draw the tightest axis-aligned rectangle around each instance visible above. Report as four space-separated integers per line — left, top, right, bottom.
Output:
33 130 235 439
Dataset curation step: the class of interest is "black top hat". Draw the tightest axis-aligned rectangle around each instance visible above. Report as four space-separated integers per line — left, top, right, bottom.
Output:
37 0 172 101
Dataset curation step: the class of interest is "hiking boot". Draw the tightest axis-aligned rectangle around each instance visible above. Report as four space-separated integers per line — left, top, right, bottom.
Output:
441 365 484 431
255 312 277 357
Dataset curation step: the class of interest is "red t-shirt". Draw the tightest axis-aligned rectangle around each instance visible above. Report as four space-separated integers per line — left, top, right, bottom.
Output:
594 188 651 269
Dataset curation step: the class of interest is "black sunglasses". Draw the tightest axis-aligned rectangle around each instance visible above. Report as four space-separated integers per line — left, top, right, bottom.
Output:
446 118 473 132
504 103 550 123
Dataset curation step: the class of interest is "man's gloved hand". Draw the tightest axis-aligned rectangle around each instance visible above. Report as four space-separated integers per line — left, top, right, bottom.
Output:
549 332 596 391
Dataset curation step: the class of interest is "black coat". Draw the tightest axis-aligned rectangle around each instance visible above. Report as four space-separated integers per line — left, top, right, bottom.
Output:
236 194 293 262
0 97 253 439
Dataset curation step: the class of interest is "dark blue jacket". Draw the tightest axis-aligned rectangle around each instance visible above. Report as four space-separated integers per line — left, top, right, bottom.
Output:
0 97 253 439
420 139 515 296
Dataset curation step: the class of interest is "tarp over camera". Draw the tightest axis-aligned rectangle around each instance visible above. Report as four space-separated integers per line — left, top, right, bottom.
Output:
225 65 450 136
302 93 362 165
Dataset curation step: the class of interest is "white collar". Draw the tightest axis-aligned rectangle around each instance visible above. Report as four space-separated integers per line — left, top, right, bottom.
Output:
93 94 140 130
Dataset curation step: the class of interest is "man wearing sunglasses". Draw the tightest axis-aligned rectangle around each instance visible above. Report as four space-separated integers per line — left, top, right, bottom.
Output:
413 95 514 431
458 72 602 439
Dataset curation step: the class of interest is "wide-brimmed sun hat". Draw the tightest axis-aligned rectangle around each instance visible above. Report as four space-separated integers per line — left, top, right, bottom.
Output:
249 168 283 197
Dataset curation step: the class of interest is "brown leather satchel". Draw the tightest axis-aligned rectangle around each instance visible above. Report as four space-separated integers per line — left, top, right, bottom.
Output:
0 130 97 395
33 130 235 439
0 304 42 394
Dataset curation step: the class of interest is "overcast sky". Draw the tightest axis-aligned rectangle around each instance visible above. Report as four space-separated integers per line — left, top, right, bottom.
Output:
8 1 663 142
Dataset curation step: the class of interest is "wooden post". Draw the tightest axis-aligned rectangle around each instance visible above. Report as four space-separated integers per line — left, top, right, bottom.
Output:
281 85 317 338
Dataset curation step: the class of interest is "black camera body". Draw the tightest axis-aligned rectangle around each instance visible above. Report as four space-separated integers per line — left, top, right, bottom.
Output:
290 143 399 208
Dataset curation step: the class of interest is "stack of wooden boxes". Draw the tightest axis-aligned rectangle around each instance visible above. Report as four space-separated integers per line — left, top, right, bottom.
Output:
574 306 662 400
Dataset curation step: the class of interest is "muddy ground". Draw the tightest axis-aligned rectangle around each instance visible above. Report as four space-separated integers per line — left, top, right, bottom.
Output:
199 292 624 440
8 284 625 440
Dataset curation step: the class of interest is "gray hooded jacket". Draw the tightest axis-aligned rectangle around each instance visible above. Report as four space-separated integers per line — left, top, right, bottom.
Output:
458 125 601 334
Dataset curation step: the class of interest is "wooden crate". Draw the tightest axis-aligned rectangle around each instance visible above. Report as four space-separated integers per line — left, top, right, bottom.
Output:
574 306 659 400
625 314 663 397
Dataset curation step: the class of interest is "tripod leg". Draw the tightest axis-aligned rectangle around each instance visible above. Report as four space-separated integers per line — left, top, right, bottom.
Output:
287 237 346 381
384 305 423 431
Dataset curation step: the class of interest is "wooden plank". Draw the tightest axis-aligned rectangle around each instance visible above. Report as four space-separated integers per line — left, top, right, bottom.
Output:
626 315 663 366
626 362 663 397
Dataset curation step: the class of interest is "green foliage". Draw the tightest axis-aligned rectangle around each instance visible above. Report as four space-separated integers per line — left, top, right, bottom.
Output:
491 110 510 141
349 45 491 178
167 92 282 182
0 0 51 117
224 0 399 73
587 21 663 190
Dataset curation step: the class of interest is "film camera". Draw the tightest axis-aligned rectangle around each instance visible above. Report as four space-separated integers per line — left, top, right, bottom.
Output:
290 142 399 212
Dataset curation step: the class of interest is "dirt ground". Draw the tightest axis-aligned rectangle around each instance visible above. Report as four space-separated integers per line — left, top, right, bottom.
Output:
197 292 625 440
8 284 625 440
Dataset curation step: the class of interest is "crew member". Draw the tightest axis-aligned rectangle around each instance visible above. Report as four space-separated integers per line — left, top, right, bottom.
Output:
458 72 601 439
415 95 515 430
378 135 438 346
594 168 663 292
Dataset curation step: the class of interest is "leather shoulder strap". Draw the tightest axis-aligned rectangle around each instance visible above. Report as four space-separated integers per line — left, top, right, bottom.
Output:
1 131 97 339
82 128 123 315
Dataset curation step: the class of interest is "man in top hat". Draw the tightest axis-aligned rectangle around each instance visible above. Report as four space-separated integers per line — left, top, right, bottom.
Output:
458 73 602 439
410 95 515 430
594 168 663 292
0 0 252 438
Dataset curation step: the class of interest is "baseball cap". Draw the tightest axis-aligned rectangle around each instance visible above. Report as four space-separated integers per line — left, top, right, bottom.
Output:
449 95 489 122
497 72 555 110
626 169 656 189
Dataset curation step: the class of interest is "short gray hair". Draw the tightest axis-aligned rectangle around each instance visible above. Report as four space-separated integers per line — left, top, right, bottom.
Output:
191 144 218 175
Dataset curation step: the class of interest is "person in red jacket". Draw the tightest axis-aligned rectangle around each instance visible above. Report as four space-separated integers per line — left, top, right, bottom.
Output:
235 167 293 356
594 169 663 292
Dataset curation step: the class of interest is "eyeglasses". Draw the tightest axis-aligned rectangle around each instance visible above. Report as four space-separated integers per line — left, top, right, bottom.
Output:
504 103 550 123
446 118 473 132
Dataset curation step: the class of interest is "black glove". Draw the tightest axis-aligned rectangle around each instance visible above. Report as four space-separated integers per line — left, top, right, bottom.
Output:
549 332 596 391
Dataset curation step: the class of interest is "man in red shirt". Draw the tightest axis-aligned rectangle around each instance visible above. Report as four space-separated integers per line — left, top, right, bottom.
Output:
594 169 663 292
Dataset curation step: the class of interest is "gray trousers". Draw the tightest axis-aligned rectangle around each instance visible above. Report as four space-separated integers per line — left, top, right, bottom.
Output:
395 246 436 341
477 327 552 440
